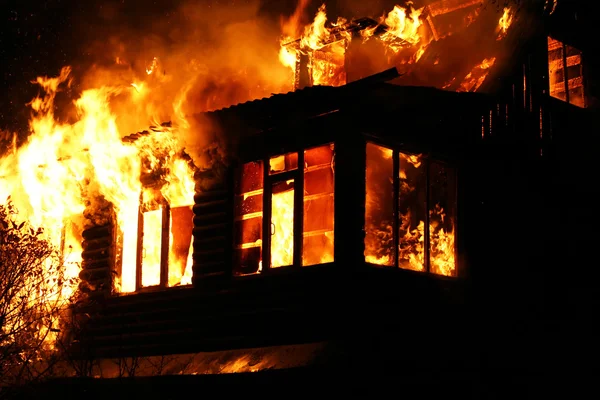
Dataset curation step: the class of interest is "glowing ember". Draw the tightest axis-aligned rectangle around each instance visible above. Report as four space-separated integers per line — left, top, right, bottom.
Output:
457 57 497 92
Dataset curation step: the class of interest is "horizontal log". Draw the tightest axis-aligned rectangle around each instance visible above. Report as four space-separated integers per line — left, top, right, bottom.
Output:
81 257 111 271
192 235 227 252
193 190 228 204
192 249 226 265
82 225 112 240
192 222 228 236
82 236 112 252
81 247 110 261
193 199 228 215
79 266 112 282
192 210 227 223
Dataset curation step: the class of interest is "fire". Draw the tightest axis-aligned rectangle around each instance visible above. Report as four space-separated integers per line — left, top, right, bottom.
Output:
279 1 518 94
457 57 497 92
146 57 159 75
279 3 350 87
365 147 456 276
429 204 456 276
0 59 199 335
271 180 295 268
378 4 424 53
497 7 514 40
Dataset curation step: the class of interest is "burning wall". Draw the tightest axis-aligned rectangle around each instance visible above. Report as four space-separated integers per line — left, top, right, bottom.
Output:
0 0 539 360
0 0 295 354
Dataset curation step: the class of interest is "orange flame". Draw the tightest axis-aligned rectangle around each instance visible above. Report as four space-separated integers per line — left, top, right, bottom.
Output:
497 7 514 40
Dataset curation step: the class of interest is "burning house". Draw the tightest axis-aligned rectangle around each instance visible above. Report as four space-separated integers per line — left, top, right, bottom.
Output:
1 0 599 394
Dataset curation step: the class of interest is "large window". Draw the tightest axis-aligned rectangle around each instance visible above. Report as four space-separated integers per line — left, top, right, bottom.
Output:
234 144 335 275
547 36 586 108
364 143 457 277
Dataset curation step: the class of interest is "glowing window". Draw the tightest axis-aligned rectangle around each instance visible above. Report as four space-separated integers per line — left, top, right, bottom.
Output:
135 189 194 290
364 143 457 277
233 144 335 275
548 36 586 108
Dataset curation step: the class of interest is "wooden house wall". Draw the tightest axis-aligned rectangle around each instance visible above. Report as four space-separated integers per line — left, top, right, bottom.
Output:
73 93 492 360
71 19 600 362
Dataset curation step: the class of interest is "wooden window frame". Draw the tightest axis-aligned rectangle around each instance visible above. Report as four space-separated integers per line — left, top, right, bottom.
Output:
234 143 336 276
364 141 459 277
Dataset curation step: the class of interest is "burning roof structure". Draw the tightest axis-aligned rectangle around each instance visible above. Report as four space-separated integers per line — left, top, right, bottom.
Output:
277 0 525 93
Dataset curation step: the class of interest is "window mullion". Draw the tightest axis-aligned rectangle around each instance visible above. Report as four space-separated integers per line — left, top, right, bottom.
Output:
262 157 272 272
293 151 304 268
392 150 400 269
160 200 170 287
135 193 144 291
562 42 570 104
424 157 431 273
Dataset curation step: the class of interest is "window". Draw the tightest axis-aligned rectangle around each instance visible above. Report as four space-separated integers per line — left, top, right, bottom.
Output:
234 144 335 275
136 189 194 289
116 156 196 294
547 36 586 108
364 143 457 277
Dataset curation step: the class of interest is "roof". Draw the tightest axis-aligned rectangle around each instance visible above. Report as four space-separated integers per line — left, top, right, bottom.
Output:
198 68 492 134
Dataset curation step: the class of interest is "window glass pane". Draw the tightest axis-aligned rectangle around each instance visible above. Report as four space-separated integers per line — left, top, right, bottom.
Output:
141 207 163 287
118 199 140 293
398 153 426 272
269 152 298 175
548 37 567 102
565 44 585 108
303 144 334 266
234 161 263 276
429 161 457 277
364 143 394 266
168 205 194 286
271 179 295 268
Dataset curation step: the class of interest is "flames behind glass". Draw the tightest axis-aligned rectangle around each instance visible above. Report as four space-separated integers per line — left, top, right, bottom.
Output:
234 144 334 274
364 143 457 277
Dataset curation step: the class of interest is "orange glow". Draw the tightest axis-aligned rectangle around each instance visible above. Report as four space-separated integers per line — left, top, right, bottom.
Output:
365 147 456 276
271 180 295 267
234 161 264 276
378 4 424 53
497 7 514 40
429 204 456 276
547 37 586 108
279 4 349 87
303 144 335 266
280 1 516 93
141 207 163 287
457 57 497 92
398 153 426 272
364 143 394 266
168 206 194 287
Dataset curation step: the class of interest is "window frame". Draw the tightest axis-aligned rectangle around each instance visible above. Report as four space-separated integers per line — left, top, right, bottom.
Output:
233 143 336 276
364 140 459 277
135 193 171 291
115 191 195 294
547 35 587 108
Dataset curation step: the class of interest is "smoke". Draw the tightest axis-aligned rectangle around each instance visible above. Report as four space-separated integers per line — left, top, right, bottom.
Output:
46 0 295 171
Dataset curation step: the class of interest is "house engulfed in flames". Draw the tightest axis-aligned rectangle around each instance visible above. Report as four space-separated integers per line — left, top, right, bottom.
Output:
1 0 598 388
